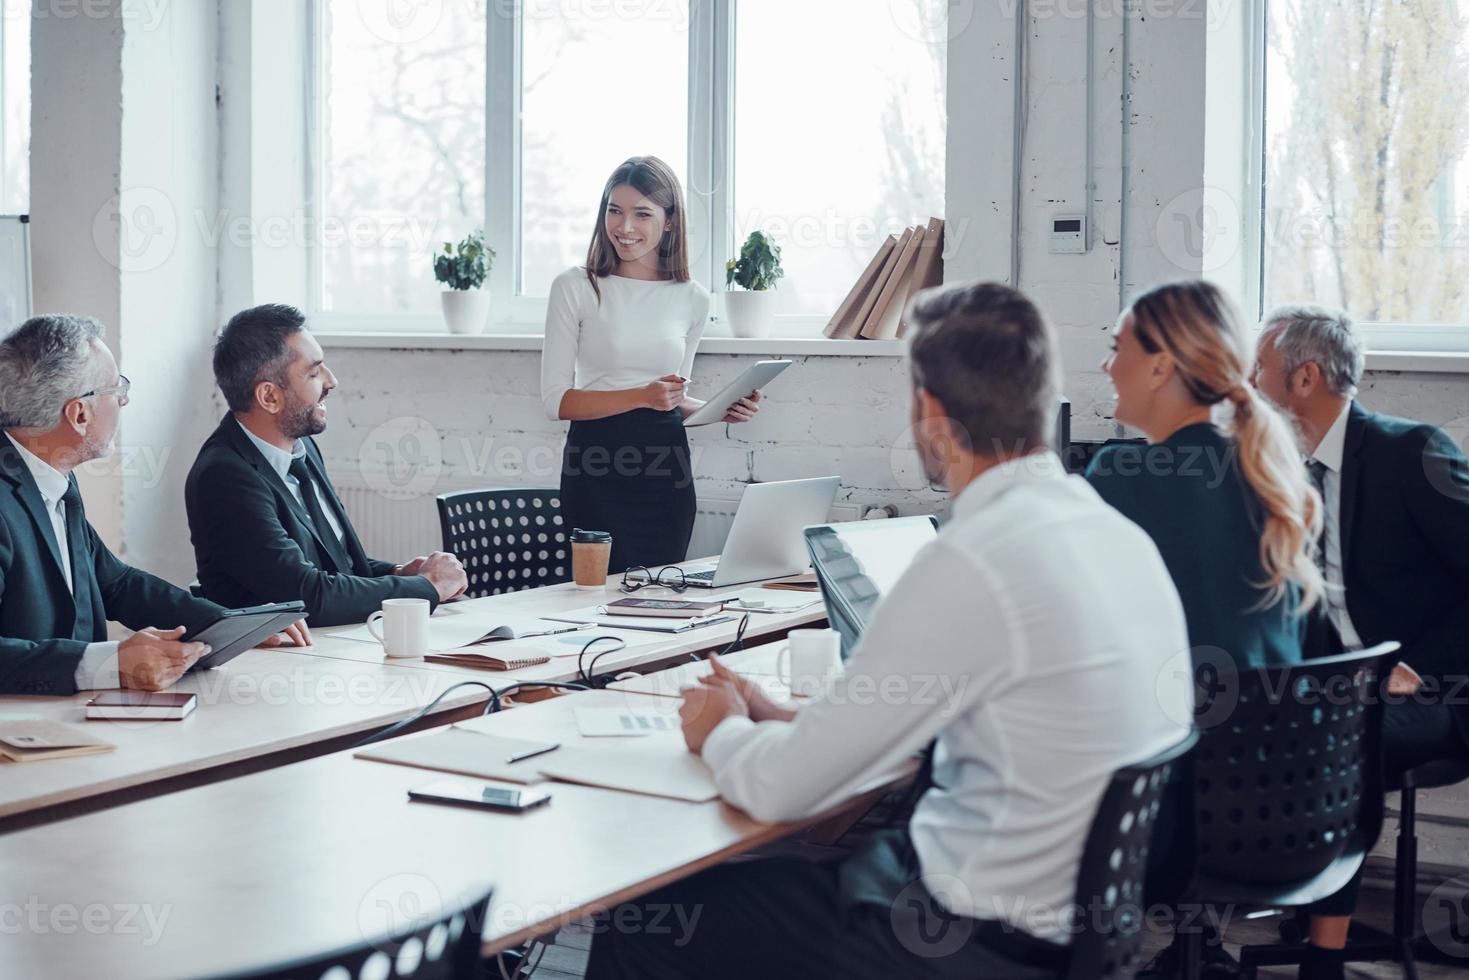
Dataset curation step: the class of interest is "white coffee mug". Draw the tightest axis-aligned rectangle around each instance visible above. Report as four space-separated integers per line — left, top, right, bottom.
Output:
366 598 431 658
777 628 842 698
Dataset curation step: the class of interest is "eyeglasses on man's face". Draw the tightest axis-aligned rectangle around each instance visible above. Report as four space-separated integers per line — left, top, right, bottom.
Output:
78 374 131 405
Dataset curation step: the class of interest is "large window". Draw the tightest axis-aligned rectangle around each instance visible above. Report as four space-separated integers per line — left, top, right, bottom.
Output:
519 1 689 295
1263 1 1469 334
1 6 29 214
317 0 486 315
313 0 947 330
734 0 945 316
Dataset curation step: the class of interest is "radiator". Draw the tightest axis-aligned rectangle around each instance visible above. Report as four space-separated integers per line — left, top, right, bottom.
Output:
335 480 859 564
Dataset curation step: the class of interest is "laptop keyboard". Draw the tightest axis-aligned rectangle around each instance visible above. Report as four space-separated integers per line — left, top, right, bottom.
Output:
684 569 716 582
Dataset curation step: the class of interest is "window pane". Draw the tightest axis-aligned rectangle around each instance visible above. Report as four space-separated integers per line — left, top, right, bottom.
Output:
1265 1 1469 323
734 0 946 316
520 1 689 296
320 0 485 314
2 8 29 213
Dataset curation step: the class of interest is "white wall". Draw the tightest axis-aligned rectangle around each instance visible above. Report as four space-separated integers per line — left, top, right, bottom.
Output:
29 0 220 584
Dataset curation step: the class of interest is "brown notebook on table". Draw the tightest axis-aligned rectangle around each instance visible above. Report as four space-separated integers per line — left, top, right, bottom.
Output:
761 572 820 592
423 649 552 671
0 720 115 763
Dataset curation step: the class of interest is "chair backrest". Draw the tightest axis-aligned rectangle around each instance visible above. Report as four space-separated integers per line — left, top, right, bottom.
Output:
437 488 569 597
1187 644 1394 888
1066 731 1199 980
222 888 491 980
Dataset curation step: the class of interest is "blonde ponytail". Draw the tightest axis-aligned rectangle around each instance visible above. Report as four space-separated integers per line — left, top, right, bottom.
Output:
1129 282 1324 613
1225 383 1324 612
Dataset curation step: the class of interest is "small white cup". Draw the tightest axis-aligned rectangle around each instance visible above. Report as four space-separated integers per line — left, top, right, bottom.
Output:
777 628 842 698
366 598 431 658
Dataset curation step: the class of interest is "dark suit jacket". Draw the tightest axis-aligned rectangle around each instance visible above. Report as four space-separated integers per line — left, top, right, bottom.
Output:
1314 403 1469 731
184 416 438 628
1087 422 1306 671
0 436 223 696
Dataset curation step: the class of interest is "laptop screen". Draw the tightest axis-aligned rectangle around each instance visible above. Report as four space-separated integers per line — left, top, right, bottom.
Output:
804 515 940 659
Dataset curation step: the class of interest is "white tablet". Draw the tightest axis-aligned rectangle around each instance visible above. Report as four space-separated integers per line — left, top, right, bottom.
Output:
682 359 792 427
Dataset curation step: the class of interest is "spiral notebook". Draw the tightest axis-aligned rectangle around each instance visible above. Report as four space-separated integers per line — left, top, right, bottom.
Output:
423 649 551 671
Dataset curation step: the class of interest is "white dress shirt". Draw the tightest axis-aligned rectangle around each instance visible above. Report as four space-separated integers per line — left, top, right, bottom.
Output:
1308 401 1364 649
702 453 1195 943
3 433 120 690
539 267 711 420
236 419 345 545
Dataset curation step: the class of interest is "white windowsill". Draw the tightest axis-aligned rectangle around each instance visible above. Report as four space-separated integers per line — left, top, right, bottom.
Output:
1362 350 1469 374
314 331 909 357
313 332 1469 371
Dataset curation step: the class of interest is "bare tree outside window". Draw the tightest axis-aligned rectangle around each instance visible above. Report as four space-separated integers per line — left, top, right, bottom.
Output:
1265 0 1469 323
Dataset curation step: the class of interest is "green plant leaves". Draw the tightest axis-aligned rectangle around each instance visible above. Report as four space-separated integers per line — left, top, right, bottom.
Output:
433 230 496 290
726 230 784 291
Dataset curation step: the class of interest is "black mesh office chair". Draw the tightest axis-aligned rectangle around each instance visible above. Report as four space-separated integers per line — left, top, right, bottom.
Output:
220 888 491 980
1248 755 1469 977
1065 731 1200 980
436 488 570 597
1173 645 1396 980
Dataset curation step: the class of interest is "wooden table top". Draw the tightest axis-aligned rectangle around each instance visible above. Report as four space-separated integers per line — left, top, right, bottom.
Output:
0 689 806 980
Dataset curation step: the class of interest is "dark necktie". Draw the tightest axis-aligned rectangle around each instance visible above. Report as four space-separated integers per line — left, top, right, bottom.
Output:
1306 459 1329 577
288 456 354 574
61 482 98 641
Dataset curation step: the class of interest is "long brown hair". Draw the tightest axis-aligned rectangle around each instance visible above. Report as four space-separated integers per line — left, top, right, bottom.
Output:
584 156 691 302
1128 280 1324 612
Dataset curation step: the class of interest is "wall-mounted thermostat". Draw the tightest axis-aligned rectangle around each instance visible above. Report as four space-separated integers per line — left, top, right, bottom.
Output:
1049 214 1087 254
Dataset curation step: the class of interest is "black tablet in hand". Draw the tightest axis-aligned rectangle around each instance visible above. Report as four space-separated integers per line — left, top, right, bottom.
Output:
184 601 308 671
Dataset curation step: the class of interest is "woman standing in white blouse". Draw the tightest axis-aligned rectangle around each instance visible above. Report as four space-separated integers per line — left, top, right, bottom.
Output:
541 156 760 573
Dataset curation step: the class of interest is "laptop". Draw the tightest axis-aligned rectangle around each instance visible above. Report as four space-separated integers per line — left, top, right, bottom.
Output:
631 477 841 589
804 515 940 659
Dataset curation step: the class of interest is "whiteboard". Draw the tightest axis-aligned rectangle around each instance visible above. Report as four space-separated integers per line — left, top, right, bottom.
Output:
0 215 32 330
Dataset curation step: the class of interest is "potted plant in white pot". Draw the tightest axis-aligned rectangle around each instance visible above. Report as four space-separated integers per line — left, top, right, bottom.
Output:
723 230 784 338
434 231 495 335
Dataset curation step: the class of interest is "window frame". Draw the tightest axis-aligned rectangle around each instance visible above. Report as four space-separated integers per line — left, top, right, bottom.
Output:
305 0 841 336
1250 0 1469 355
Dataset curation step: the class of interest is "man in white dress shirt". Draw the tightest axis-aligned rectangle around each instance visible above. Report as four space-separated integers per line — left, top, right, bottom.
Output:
585 282 1195 979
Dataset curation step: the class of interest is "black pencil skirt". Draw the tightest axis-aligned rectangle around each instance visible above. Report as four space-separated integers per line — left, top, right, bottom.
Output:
559 408 696 575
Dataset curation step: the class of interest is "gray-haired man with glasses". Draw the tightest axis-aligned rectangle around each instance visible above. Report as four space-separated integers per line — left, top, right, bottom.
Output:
0 314 304 696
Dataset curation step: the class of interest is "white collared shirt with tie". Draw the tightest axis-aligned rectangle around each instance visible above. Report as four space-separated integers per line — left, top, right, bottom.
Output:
235 419 346 545
3 433 120 690
1308 401 1365 649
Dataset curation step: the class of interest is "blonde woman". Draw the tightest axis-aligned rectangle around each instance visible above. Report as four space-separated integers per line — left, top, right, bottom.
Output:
1087 279 1323 671
1087 280 1327 978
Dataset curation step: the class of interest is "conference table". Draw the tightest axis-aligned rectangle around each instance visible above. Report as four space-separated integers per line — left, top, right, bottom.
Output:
0 644 907 980
0 575 825 831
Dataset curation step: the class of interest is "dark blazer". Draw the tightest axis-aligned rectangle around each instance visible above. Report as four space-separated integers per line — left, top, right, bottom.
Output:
0 436 223 696
1313 403 1469 731
184 415 438 628
1087 423 1306 671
